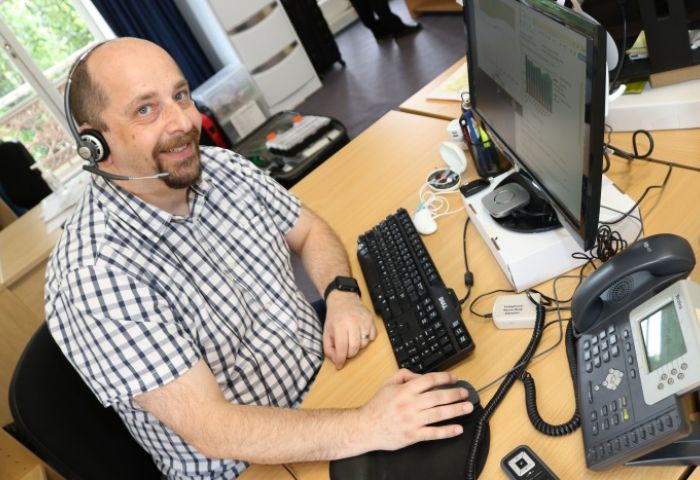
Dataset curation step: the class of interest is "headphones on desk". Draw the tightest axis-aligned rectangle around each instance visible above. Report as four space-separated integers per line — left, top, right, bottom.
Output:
64 41 168 182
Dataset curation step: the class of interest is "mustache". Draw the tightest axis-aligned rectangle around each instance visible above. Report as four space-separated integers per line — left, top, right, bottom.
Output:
156 127 200 152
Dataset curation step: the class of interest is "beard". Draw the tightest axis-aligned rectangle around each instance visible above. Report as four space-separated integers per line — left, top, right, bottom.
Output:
153 127 202 189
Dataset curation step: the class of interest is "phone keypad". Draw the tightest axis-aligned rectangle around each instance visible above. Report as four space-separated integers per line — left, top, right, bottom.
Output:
583 324 620 373
590 395 631 437
586 411 682 465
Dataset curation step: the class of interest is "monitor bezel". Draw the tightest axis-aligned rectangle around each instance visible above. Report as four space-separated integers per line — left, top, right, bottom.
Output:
463 0 607 250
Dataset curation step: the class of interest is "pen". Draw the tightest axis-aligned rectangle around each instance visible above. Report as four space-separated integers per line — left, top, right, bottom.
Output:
462 109 481 146
478 126 491 147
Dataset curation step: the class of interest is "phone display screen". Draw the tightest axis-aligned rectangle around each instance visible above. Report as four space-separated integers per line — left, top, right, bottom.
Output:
640 301 687 372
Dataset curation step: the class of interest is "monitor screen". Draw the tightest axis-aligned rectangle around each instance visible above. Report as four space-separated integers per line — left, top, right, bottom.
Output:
463 0 607 249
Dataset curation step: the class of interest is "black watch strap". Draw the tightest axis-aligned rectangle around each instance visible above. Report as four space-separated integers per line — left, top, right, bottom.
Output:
323 276 361 302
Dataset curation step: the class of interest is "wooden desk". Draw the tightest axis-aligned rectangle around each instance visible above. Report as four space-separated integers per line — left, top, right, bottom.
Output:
0 204 61 425
400 59 465 121
0 197 17 229
404 0 461 19
242 110 700 479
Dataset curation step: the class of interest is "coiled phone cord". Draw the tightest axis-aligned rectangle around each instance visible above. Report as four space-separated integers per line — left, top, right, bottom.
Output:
520 320 581 436
465 299 545 480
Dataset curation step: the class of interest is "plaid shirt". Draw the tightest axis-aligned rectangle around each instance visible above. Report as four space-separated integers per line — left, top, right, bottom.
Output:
45 147 324 479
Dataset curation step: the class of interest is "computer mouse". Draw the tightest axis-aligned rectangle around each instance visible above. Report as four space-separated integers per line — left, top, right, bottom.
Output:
435 379 480 406
412 208 438 235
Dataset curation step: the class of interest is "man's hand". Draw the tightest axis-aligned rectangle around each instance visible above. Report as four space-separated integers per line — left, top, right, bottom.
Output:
358 370 474 452
323 291 376 369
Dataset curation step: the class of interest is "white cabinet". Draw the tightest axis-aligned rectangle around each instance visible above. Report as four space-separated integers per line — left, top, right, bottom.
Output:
207 0 321 113
317 0 358 33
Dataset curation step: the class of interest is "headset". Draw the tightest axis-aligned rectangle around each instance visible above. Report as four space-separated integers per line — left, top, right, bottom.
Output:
64 41 169 182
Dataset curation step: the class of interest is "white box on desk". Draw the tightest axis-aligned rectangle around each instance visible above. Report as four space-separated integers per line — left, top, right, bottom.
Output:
463 171 642 292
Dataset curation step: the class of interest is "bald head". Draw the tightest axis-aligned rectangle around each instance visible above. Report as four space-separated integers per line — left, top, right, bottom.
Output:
68 38 184 132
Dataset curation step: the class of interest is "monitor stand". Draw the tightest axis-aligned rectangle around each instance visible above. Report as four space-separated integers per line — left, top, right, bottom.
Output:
463 169 641 292
490 172 561 234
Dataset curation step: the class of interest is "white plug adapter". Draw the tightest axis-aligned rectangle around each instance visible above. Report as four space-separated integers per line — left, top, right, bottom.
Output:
492 293 541 329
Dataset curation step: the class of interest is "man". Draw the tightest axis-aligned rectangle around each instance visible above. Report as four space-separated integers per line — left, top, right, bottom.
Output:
348 0 422 40
45 38 472 479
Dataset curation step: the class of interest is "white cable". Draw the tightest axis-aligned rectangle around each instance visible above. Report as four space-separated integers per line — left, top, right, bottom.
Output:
418 182 465 219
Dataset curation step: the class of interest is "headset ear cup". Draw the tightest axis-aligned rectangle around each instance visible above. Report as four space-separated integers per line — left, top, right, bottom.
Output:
79 129 110 163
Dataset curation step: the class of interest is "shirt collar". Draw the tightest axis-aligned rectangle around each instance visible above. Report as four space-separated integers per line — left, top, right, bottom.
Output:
91 166 214 241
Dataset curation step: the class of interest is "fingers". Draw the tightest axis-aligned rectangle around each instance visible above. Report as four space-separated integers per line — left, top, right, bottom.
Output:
402 371 459 394
413 422 466 443
323 307 377 369
418 399 474 426
323 332 336 366
386 368 422 385
323 331 348 370
416 386 471 411
361 322 378 347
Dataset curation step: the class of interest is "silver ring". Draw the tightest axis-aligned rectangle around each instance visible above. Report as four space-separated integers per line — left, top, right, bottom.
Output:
362 333 370 340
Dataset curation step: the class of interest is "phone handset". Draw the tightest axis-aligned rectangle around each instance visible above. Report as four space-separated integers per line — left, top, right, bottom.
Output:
571 234 695 336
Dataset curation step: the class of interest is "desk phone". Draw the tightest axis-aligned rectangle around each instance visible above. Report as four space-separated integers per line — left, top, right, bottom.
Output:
571 234 699 470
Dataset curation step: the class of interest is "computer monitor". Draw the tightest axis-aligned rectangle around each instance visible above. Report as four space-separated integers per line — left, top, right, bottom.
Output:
463 0 607 250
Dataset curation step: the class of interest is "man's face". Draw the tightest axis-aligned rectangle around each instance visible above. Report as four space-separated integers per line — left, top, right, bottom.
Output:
91 41 203 189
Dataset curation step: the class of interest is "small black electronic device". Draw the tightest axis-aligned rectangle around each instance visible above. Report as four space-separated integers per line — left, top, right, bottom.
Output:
572 233 699 470
501 445 558 480
356 208 475 373
459 178 490 198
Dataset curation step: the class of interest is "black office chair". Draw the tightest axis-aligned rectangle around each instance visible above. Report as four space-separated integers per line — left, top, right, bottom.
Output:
8 322 161 480
0 141 53 214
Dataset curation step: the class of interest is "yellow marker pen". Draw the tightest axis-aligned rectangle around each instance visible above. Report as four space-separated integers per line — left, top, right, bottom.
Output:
478 126 492 148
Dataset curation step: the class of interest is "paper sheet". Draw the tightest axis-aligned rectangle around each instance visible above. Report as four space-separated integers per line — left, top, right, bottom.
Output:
428 63 469 101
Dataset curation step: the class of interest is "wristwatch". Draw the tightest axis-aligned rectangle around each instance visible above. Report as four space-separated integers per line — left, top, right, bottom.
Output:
323 276 361 301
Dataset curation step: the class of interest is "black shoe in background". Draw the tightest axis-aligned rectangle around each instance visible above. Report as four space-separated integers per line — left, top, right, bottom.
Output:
371 24 393 41
391 22 422 39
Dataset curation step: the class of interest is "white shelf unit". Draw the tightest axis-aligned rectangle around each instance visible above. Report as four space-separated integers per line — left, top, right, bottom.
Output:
318 0 358 33
179 0 322 114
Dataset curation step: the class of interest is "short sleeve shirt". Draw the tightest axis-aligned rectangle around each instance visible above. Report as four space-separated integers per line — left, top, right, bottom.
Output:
45 147 324 479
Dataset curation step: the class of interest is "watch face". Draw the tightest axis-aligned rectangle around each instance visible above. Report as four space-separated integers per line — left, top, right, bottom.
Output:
325 276 360 300
337 277 359 290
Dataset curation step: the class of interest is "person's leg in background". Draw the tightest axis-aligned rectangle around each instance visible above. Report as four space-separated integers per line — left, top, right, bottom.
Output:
370 0 421 38
348 0 421 40
348 0 386 38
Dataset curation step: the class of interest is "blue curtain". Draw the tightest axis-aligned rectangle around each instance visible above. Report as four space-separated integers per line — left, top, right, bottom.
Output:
90 0 215 89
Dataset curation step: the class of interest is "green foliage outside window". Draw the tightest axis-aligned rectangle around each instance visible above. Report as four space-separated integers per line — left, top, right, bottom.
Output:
0 0 93 97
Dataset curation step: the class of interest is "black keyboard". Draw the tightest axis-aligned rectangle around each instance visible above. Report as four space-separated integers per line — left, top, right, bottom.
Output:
357 208 475 373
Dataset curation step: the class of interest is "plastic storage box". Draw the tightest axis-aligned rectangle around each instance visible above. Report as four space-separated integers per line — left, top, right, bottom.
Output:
192 63 270 145
235 111 348 188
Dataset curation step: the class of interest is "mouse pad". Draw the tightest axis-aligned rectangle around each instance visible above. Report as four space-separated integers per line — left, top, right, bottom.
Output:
329 403 490 480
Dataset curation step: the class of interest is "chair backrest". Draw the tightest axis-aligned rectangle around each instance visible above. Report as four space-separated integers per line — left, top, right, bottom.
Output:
0 142 52 212
9 323 161 480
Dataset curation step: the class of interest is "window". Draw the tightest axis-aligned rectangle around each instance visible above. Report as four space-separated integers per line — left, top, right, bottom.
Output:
0 0 112 188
